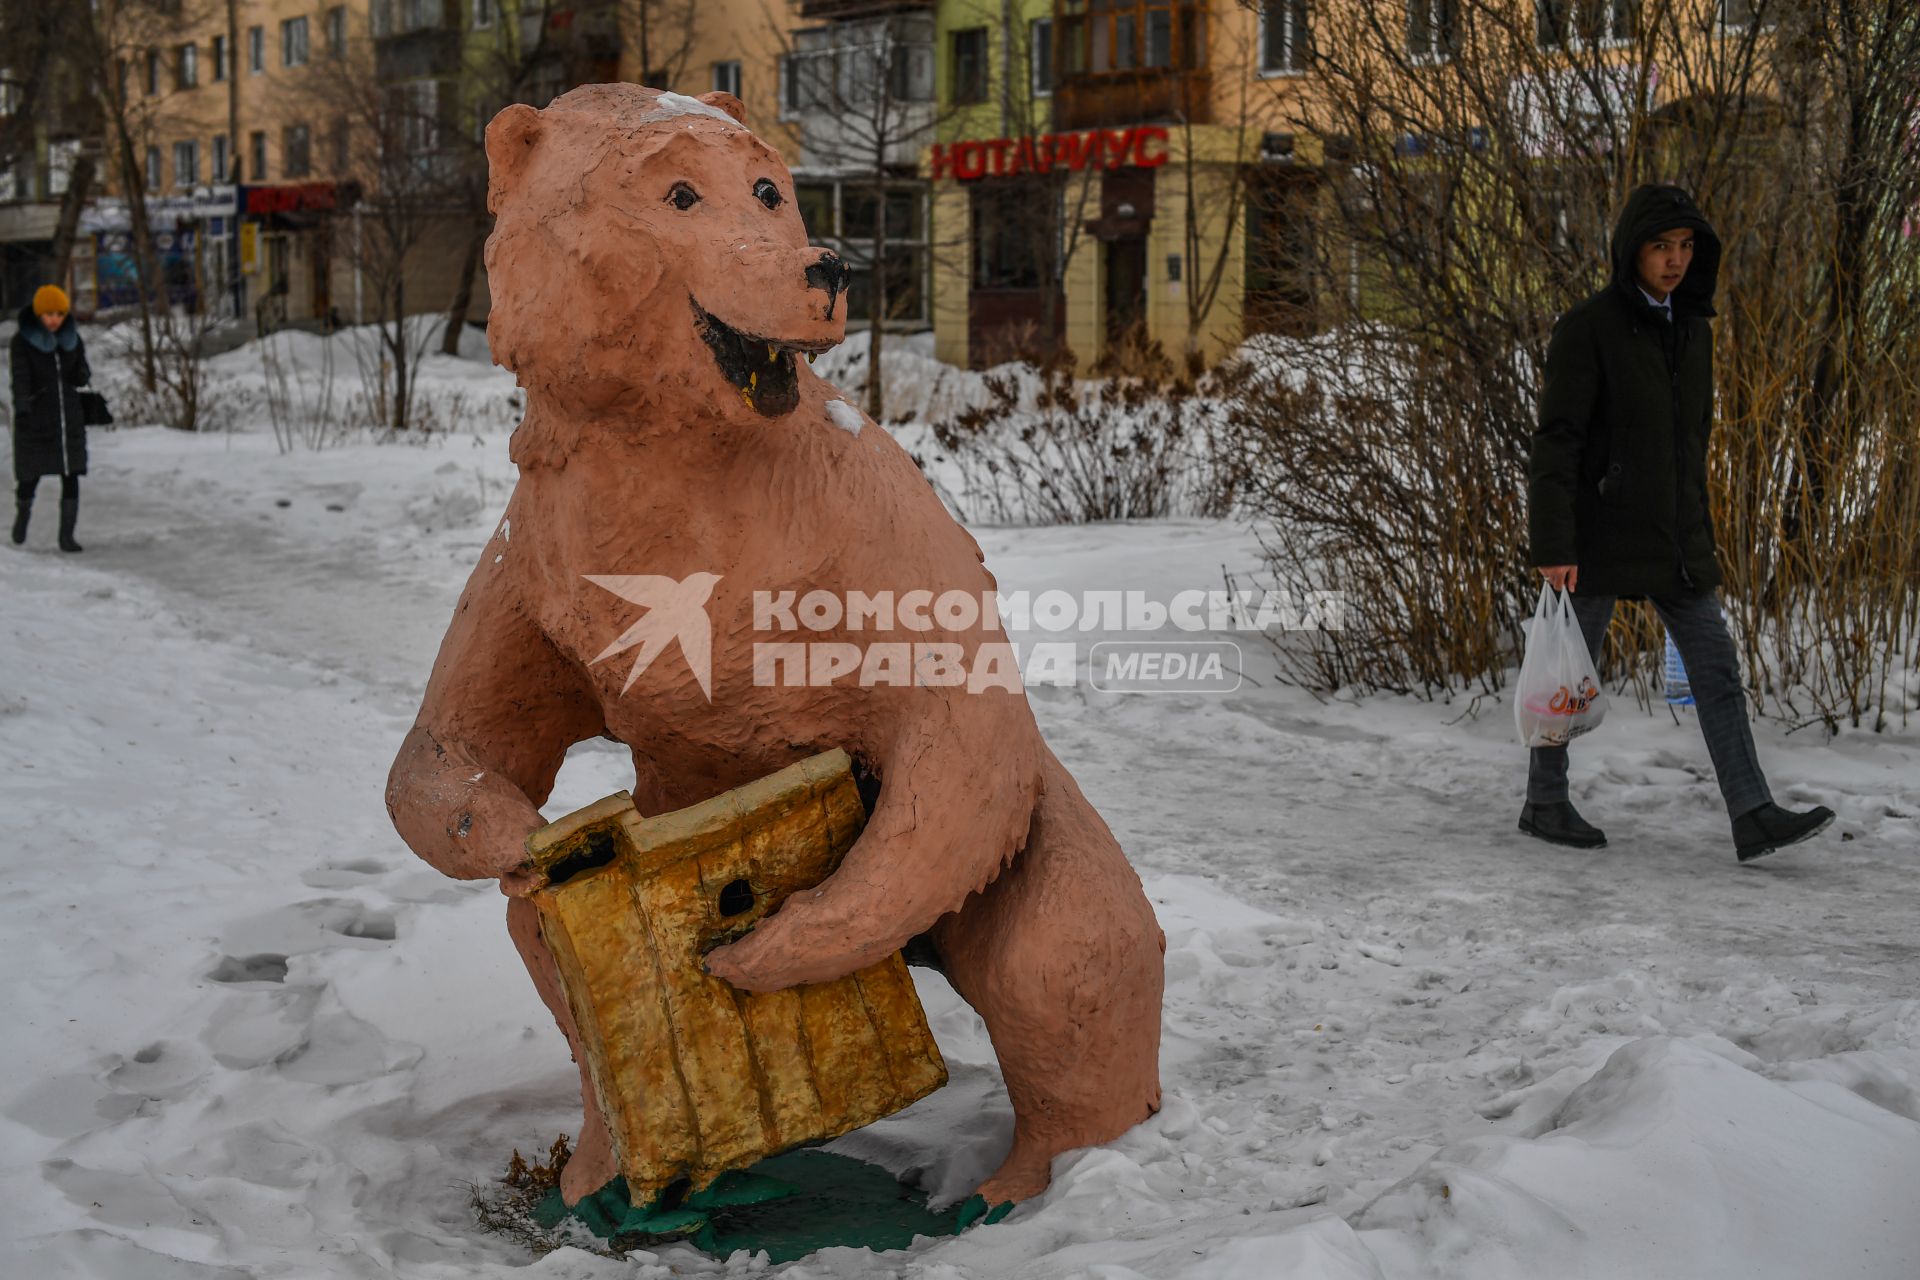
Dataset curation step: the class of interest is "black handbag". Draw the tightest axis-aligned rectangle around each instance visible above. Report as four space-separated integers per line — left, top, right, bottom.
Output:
79 390 113 427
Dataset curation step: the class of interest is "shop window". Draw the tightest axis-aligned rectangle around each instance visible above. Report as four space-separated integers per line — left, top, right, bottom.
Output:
1244 172 1317 335
1031 19 1054 96
950 27 988 104
1407 0 1460 60
971 178 1056 290
284 123 311 178
1260 0 1309 74
846 248 925 325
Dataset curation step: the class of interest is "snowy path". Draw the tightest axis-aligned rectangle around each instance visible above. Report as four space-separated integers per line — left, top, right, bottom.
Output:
5 426 1920 1279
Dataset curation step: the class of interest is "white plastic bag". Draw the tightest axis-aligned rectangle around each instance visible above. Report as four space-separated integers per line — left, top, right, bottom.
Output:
1514 583 1607 748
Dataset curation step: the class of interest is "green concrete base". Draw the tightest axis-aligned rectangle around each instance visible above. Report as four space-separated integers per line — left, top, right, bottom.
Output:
532 1150 1012 1263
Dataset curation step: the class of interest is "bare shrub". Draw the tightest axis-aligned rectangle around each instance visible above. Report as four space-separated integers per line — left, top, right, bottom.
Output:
927 340 1242 525
1224 0 1920 724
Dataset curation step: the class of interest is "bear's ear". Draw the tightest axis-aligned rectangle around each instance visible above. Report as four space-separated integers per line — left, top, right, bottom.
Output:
485 104 543 213
700 91 748 126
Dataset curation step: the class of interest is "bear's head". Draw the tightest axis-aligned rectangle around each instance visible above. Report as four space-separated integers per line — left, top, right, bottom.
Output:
483 83 849 439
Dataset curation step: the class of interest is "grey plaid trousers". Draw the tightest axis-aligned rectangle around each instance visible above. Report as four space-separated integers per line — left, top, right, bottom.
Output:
1527 588 1772 819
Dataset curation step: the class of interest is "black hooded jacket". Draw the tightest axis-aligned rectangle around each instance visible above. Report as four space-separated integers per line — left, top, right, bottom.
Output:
9 303 92 484
1528 184 1724 599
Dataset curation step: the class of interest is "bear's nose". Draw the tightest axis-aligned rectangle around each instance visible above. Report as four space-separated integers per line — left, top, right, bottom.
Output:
805 249 851 319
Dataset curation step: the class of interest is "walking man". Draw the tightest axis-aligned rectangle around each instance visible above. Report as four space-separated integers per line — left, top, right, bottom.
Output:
1524 184 1833 862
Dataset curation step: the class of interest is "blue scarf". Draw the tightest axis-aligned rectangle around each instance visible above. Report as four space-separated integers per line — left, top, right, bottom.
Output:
22 317 79 354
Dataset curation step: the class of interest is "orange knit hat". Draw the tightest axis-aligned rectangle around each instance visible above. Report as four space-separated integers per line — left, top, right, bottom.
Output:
33 285 70 316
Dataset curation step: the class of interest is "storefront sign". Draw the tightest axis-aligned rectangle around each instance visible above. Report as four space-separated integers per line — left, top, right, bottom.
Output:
240 182 338 215
930 126 1170 182
239 222 259 273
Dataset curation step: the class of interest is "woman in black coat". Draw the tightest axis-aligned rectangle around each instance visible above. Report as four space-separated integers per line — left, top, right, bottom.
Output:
9 284 90 552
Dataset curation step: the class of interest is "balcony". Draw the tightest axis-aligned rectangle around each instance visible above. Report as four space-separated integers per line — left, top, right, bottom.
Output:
799 0 933 18
1050 0 1212 129
374 29 462 83
1053 69 1210 130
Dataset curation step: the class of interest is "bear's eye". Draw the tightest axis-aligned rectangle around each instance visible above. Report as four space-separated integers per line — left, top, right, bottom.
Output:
753 178 782 211
667 182 701 211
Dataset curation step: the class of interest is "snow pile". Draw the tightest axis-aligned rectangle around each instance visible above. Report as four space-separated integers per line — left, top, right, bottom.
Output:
4 418 1920 1277
85 315 522 444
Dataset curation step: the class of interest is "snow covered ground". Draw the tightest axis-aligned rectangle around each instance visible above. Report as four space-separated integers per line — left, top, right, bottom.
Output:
4 339 1920 1279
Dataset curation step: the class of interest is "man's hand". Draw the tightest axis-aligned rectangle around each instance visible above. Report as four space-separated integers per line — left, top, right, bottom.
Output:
1540 564 1579 592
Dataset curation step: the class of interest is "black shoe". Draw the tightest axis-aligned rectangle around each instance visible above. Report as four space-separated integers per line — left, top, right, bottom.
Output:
9 501 26 545
1519 800 1607 849
1734 802 1835 862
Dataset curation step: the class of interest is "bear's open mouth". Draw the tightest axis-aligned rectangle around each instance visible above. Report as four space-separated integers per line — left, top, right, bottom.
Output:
691 298 831 418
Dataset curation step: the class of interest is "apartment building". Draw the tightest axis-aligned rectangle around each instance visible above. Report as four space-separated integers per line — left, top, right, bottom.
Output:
923 0 1789 371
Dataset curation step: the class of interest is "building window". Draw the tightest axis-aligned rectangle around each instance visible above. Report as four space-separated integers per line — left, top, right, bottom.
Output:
1718 0 1773 29
178 42 198 88
782 29 833 117
950 27 988 104
283 17 310 67
48 139 78 195
399 0 435 32
326 6 346 56
248 25 264 73
1407 0 1460 60
712 60 741 97
793 179 928 326
212 133 230 182
332 117 349 170
1536 0 1638 48
395 80 439 156
1030 19 1053 96
212 34 228 81
1061 2 1208 78
145 144 162 191
146 48 161 95
284 123 311 177
250 129 268 180
173 139 199 187
473 0 495 29
1261 0 1309 74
